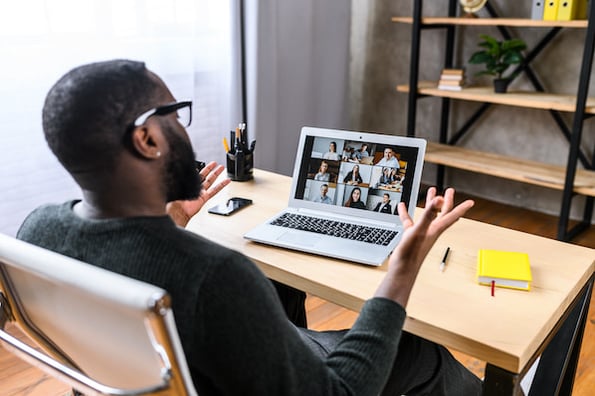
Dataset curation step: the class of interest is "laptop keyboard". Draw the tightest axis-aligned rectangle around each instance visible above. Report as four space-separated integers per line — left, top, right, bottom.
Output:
269 213 398 246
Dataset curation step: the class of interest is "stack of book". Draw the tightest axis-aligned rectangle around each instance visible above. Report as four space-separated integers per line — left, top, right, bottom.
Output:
437 69 465 91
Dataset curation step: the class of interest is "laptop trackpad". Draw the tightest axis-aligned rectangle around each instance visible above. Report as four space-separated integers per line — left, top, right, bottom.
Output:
277 231 320 247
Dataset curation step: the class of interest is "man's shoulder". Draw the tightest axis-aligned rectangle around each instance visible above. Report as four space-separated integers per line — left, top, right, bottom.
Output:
18 201 75 241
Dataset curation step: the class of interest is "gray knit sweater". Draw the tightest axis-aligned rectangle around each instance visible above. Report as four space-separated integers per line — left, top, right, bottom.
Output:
17 201 406 395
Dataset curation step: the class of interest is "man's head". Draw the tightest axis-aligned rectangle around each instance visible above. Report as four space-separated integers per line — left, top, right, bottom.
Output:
42 59 201 203
383 148 393 159
320 184 329 196
383 193 390 203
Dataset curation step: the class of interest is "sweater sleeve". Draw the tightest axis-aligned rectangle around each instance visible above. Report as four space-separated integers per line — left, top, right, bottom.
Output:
190 249 406 396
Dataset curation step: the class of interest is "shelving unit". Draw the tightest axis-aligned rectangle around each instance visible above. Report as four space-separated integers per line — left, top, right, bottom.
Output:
395 0 595 241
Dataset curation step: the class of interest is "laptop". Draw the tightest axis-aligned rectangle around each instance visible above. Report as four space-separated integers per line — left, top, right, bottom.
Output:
244 126 426 266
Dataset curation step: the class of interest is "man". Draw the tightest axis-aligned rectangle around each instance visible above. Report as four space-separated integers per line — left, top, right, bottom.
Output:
313 183 333 204
376 147 400 168
18 60 481 395
374 193 393 214
351 143 369 161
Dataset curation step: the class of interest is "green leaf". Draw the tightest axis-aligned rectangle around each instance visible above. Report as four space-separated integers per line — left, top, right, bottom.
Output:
502 39 527 51
475 70 497 77
502 52 523 64
469 52 493 64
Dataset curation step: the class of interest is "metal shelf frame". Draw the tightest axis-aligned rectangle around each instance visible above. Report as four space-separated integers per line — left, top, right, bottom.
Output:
403 0 595 241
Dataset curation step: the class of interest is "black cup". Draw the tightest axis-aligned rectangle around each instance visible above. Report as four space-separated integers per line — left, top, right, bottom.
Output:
227 151 254 181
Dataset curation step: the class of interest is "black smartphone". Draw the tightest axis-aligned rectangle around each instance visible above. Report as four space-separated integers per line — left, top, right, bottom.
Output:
208 197 253 216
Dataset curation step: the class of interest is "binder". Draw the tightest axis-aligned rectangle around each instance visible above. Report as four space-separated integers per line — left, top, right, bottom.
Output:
543 0 560 20
531 1 545 19
557 0 578 20
576 0 589 19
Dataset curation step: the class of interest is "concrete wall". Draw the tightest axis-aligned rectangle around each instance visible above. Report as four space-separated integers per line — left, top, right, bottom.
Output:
349 0 595 221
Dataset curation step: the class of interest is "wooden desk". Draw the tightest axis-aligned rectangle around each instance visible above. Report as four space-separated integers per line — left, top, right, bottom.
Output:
186 169 594 395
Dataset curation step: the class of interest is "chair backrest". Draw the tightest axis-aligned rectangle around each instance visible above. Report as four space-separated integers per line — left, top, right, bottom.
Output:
0 233 197 396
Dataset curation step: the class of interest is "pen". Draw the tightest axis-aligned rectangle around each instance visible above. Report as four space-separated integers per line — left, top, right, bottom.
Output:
439 247 450 272
223 137 230 153
194 160 206 172
249 140 256 153
239 122 247 151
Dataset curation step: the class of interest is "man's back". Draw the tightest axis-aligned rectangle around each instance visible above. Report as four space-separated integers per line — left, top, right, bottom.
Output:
17 200 406 395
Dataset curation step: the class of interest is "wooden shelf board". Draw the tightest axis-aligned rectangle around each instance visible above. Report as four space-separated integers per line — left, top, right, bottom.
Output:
397 81 595 114
392 16 588 28
426 142 595 196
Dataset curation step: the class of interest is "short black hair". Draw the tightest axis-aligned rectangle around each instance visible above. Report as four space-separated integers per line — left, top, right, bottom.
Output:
42 59 163 172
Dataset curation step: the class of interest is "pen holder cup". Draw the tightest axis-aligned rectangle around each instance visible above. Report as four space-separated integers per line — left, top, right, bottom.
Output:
227 151 254 181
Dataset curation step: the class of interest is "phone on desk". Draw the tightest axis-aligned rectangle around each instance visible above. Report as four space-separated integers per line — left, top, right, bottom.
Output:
208 197 253 216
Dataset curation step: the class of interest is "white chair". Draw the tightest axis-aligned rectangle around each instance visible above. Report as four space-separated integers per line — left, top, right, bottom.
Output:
0 233 198 396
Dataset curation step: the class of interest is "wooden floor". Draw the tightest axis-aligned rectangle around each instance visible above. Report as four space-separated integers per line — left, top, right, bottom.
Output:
0 193 593 395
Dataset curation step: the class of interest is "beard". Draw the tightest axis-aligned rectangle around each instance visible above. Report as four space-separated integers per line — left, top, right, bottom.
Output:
162 123 202 202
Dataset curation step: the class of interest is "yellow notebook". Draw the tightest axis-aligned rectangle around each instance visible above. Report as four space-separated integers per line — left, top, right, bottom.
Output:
477 250 532 291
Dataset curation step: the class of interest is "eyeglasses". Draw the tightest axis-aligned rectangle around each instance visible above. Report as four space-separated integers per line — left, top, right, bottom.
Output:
133 100 193 128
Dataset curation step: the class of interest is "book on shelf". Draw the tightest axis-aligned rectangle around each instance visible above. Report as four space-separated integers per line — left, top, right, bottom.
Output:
437 84 463 91
440 74 465 81
437 79 463 86
437 68 465 91
476 249 533 291
441 68 465 76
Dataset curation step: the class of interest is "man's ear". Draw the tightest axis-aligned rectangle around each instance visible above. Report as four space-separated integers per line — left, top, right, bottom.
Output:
129 125 163 159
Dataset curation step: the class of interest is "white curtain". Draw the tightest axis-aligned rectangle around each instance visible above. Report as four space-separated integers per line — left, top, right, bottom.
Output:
244 0 352 176
0 0 236 236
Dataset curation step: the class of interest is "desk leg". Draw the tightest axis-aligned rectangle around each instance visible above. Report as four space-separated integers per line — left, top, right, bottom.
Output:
483 364 523 396
483 274 593 396
528 275 593 396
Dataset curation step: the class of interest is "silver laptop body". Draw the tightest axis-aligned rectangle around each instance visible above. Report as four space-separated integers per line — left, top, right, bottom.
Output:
244 126 426 266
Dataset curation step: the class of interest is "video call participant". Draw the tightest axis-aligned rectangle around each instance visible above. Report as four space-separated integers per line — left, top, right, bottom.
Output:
313 183 333 204
343 164 363 185
376 147 400 168
352 143 369 162
379 167 393 185
374 193 393 214
314 160 331 182
344 187 367 210
18 60 481 395
323 141 341 161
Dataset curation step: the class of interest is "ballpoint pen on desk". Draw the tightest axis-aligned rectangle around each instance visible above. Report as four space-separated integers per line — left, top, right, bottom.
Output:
439 247 450 272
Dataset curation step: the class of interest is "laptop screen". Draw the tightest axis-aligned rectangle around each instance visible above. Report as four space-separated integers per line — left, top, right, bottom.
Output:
290 128 426 220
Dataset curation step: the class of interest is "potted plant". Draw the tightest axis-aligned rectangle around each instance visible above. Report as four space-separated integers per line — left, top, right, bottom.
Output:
468 34 527 93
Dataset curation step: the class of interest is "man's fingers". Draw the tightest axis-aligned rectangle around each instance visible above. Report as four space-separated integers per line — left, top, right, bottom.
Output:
397 202 414 229
440 188 455 214
431 199 475 234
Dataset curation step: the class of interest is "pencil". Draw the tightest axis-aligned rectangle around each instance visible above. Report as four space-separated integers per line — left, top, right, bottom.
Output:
223 137 230 153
